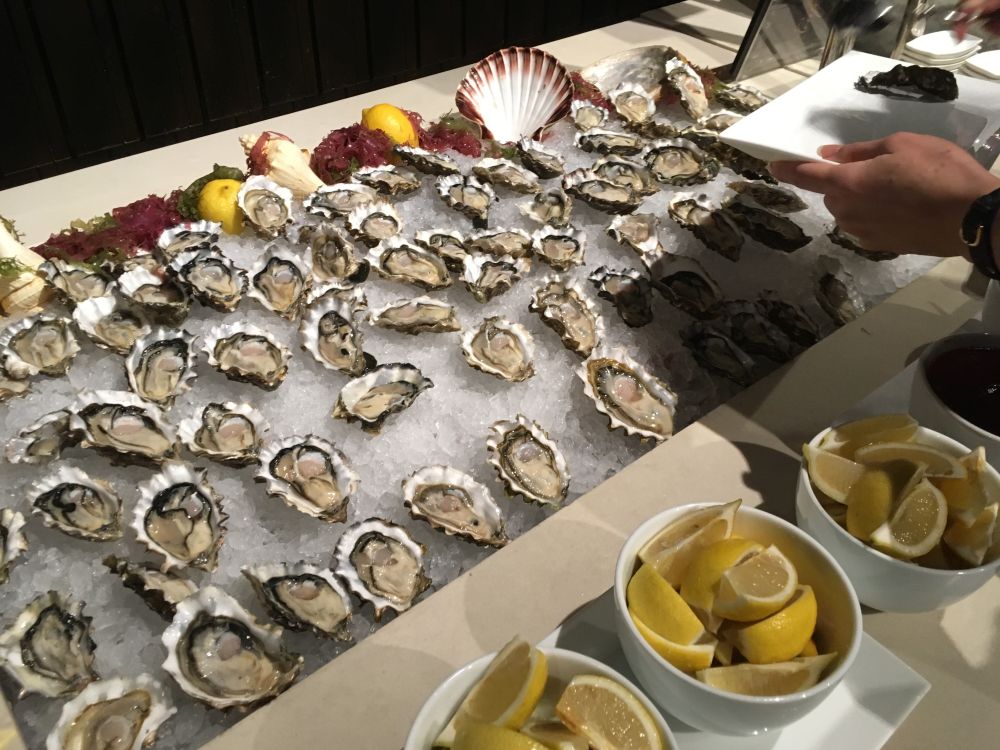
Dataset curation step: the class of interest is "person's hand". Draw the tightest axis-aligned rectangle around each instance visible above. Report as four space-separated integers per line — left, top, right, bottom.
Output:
769 133 1000 257
954 0 1000 38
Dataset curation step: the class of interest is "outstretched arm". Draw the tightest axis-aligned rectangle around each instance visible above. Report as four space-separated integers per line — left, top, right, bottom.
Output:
954 0 1000 37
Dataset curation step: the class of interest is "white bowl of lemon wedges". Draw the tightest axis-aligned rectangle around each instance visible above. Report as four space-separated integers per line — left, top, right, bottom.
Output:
405 637 676 749
614 500 862 735
797 414 1000 613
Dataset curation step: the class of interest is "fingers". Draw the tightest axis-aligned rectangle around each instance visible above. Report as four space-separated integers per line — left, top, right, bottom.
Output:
767 161 841 194
819 139 893 163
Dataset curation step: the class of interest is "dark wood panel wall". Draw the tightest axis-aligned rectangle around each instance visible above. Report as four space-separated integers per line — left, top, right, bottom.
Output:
0 0 670 190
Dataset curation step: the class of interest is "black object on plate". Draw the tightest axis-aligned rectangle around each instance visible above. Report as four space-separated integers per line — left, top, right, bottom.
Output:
855 64 959 103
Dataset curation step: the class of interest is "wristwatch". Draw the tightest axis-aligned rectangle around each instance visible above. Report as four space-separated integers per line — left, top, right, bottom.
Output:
961 187 1000 280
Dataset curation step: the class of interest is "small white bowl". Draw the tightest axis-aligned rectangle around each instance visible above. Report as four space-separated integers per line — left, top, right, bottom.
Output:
796 425 1000 612
405 646 677 750
614 503 861 736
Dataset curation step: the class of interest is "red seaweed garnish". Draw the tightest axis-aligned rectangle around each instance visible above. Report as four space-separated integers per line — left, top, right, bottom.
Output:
570 72 611 110
310 124 394 184
405 110 482 157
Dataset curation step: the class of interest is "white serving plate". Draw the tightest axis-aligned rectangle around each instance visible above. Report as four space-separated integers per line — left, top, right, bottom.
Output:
967 50 1000 79
720 51 1000 164
905 30 981 60
901 53 968 72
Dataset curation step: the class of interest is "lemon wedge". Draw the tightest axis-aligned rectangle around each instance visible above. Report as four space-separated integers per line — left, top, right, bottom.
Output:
803 445 866 503
680 537 763 615
870 479 948 559
721 585 817 665
933 448 1000 525
696 653 836 696
712 545 798 622
556 675 664 750
798 638 819 657
942 503 999 566
361 103 419 146
855 442 965 479
627 564 705 645
630 611 717 673
638 500 740 586
522 722 589 750
819 414 918 457
453 723 548 750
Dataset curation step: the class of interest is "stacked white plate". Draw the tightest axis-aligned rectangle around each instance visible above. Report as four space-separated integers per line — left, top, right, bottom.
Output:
902 30 982 71
964 49 1000 80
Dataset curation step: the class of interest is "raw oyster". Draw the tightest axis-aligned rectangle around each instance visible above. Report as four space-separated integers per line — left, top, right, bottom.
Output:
117 268 191 326
247 244 311 319
518 188 573 228
531 226 586 270
351 164 422 195
125 327 199 406
698 111 743 132
300 294 373 375
664 56 708 119
0 508 28 585
462 253 529 303
589 267 654 327
855 64 957 103
71 391 178 464
132 462 227 571
414 229 468 271
529 276 603 357
45 674 175 750
562 169 642 214
828 225 896 262
202 322 291 390
592 156 658 196
177 401 269 466
333 518 431 620
723 198 811 251
641 138 719 186
682 322 757 385
578 348 677 441
0 591 98 698
157 220 220 261
678 124 721 150
570 99 609 130
0 314 80 375
472 158 539 194
516 137 565 178
5 409 75 465
816 272 863 326
0 347 31 403
37 258 110 304
101 252 160 277
332 363 433 433
715 83 769 113
29 466 122 542
257 435 359 521
368 237 451 290
303 182 378 218
643 250 722 319
668 193 744 262
574 128 645 156
487 415 570 505
462 317 535 382
727 181 807 214
706 141 776 184
395 145 460 175
298 222 370 286
72 295 151 354
629 115 680 140
103 555 198 619
369 296 461 334
161 586 302 709
610 82 655 123
169 247 247 312
720 300 797 362
757 291 820 348
242 562 352 639
436 174 496 227
403 465 508 546
346 201 403 247
237 175 293 237
606 213 662 256
467 227 533 259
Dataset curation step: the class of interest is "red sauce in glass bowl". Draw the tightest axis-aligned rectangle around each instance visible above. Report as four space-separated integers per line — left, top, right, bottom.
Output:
925 346 1000 436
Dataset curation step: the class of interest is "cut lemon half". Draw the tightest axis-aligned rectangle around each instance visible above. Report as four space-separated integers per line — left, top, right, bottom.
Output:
638 500 740 586
556 675 664 750
696 653 836 697
933 448 1000 525
680 537 763 615
630 610 717 673
844 461 924 541
712 545 798 622
870 479 948 560
854 442 965 479
435 637 547 747
522 722 588 750
627 564 705 644
942 503 999 567
452 723 548 750
803 445 865 503
820 414 918 457
721 585 817 665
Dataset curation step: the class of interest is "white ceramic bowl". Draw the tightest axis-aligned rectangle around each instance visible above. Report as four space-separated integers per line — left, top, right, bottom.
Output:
614 503 861 736
796 425 1000 612
405 646 677 750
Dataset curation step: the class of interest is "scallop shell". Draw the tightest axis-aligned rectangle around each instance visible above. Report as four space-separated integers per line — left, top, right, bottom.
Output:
102 555 198 619
486 414 570 506
367 237 451 290
169 247 247 312
156 220 221 260
531 225 586 270
610 82 656 123
201 322 292 390
124 327 199 406
403 465 508 546
242 562 353 639
332 363 433 433
247 244 312 319
346 201 403 247
37 258 111 305
70 390 179 465
528 276 605 357
304 182 379 218
466 227 533 259
351 164 422 195
116 268 192 326
177 401 269 466
461 253 529 303
72 294 152 353
516 138 565 178
461 317 535 382
471 158 540 194
29 466 123 542
0 314 80 376
413 229 468 271
435 174 496 227
238 175 294 237
0 508 28 585
570 99 609 131
299 294 373 375
369 296 461 334
256 434 360 521
394 145 460 176
4 409 75 465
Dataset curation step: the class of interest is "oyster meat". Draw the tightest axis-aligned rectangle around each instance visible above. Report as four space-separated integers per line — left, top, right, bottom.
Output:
516 138 565 178
592 156 658 197
757 291 821 348
610 82 655 124
606 213 662 257
570 99 609 131
37 258 110 305
351 164 422 195
0 348 31 403
664 56 708 119
242 562 352 639
518 188 573 228
436 174 496 227
403 465 508 546
715 83 770 113
170 247 247 312
237 175 293 237
71 390 178 464
29 466 122 542
369 296 461 334
332 363 433 433
531 226 586 270
719 300 797 363
0 314 80 376
414 229 468 272
177 401 269 466
346 201 403 247
368 238 451 290
706 141 776 184
574 128 645 156
156 221 219 261
529 277 603 357
487 415 570 506
727 181 807 214
828 225 896 262
116 268 191 326
472 158 540 194
304 182 378 218
202 322 291 390
125 328 199 406
562 169 642 214
668 193 744 262
643 249 722 319
5 409 75 465
642 138 719 186
247 245 312 319
682 322 757 386
462 254 529 303
589 267 654 328
462 317 535 382
394 145 460 175
723 198 811 252
300 294 373 375
257 435 359 521
298 222 371 287
816 272 863 326
0 508 28 585
698 111 743 132
467 228 533 259
103 556 198 619
72 295 151 354
855 64 957 102
578 348 676 441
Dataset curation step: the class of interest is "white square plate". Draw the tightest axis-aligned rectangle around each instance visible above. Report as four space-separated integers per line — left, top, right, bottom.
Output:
967 50 1000 79
720 51 1000 164
906 30 981 59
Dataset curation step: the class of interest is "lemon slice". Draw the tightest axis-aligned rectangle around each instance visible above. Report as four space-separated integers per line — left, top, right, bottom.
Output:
555 675 664 750
696 653 836 697
721 585 817 665
680 537 763 615
453 723 548 750
522 722 589 750
630 610 717 673
845 467 895 541
712 545 798 622
803 445 866 503
435 637 548 747
798 638 819 657
933 448 1000 525
638 500 740 586
870 479 948 559
627 564 705 645
820 414 918 457
715 638 735 666
854 442 965 479
942 503 999 566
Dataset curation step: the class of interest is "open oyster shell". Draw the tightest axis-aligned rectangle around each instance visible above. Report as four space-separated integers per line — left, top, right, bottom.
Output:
71 390 178 464
643 249 722 319
37 258 110 305
462 317 535 382
531 226 586 270
368 237 451 290
72 295 152 354
156 220 220 261
723 197 811 252
177 401 269 466
580 45 671 100
403 465 508 546
592 156 659 197
304 182 378 218
117 268 191 326
369 296 461 334
570 99 609 130
607 213 662 257
242 562 352 639
333 518 431 620
45 673 176 750
682 322 757 386
727 181 807 214
589 267 654 328
238 175 293 238
29 466 122 542
0 314 80 376
0 347 31 403
519 188 573 228
610 82 655 123
161 585 303 709
201 322 291 390
395 145 460 175
487 414 570 506
257 434 360 521
562 168 642 214
664 56 708 119
414 229 468 272
0 508 28 585
0 591 98 698
575 128 645 156
719 300 797 363
125 327 199 406
169 247 247 312
351 164 422 195
5 409 75 465
472 158 539 194
462 254 529 303
467 227 532 259
577 347 677 442
435 174 495 228
715 83 769 113
247 245 312 320
529 276 604 357
816 271 863 327
641 138 719 186
828 225 895 262
298 222 370 287
668 193 744 262
300 294 373 375
103 555 198 619
347 201 403 248
332 363 433 433
516 138 565 178
757 290 820 348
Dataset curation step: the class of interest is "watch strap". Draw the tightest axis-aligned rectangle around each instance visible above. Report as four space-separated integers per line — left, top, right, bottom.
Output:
962 187 1000 280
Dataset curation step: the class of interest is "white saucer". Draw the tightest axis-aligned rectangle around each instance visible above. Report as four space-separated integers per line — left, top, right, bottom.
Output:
906 30 982 59
966 50 1000 79
901 53 968 71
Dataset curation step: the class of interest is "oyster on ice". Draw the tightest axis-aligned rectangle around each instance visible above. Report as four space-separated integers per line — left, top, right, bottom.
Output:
610 82 655 123
529 277 603 357
334 518 431 620
698 111 744 132
0 314 80 376
237 175 293 237
570 99 609 131
0 591 98 698
816 272 863 326
682 322 757 386
578 348 677 441
0 347 31 403
757 291 820 348
719 300 797 363
436 174 495 227
707 141 776 184
298 222 371 286
125 328 199 406
303 182 378 218
580 45 671 100
169 247 247 312
116 268 191 326
668 193 744 262
487 415 570 506
472 158 539 193
368 238 451 290
369 297 461 334
103 555 198 619
414 229 468 271
592 156 658 197
606 213 662 257
202 322 291 390
29 466 122 542
71 390 178 464
0 508 28 585
346 201 403 247
247 244 312 319
516 137 565 178
715 83 769 113
395 145 460 175
462 254 529 303
589 267 654 328
462 317 535 382
351 164 422 195
161 586 302 709
5 409 75 465
828 225 896 262
518 188 573 228
727 181 807 214
467 228 532 259
72 295 151 354
403 465 508 546
574 128 645 156
562 169 643 214
531 226 586 270
257 435 359 521
643 249 722 319
242 562 352 639
664 56 708 119
723 198 811 252
642 138 719 186
37 258 110 305
332 363 433 433
300 294 373 375
177 402 269 466
156 220 220 261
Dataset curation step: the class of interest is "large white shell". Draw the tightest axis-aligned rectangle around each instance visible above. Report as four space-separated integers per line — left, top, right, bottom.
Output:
157 220 221 259
246 244 312 320
461 317 535 382
256 434 360 521
238 175 294 237
201 321 292 390
177 401 269 466
37 258 111 304
28 465 123 542
332 364 433 433
0 508 28 585
46 674 176 750
299 294 372 375
456 46 573 142
531 225 586 270
346 201 403 247
70 390 179 463
367 237 451 290
116 268 191 325
402 465 508 546
528 275 605 357
72 295 152 354
0 314 80 376
5 409 74 465
125 327 199 406
461 253 530 303
486 414 570 506
242 562 353 639
369 296 461 335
